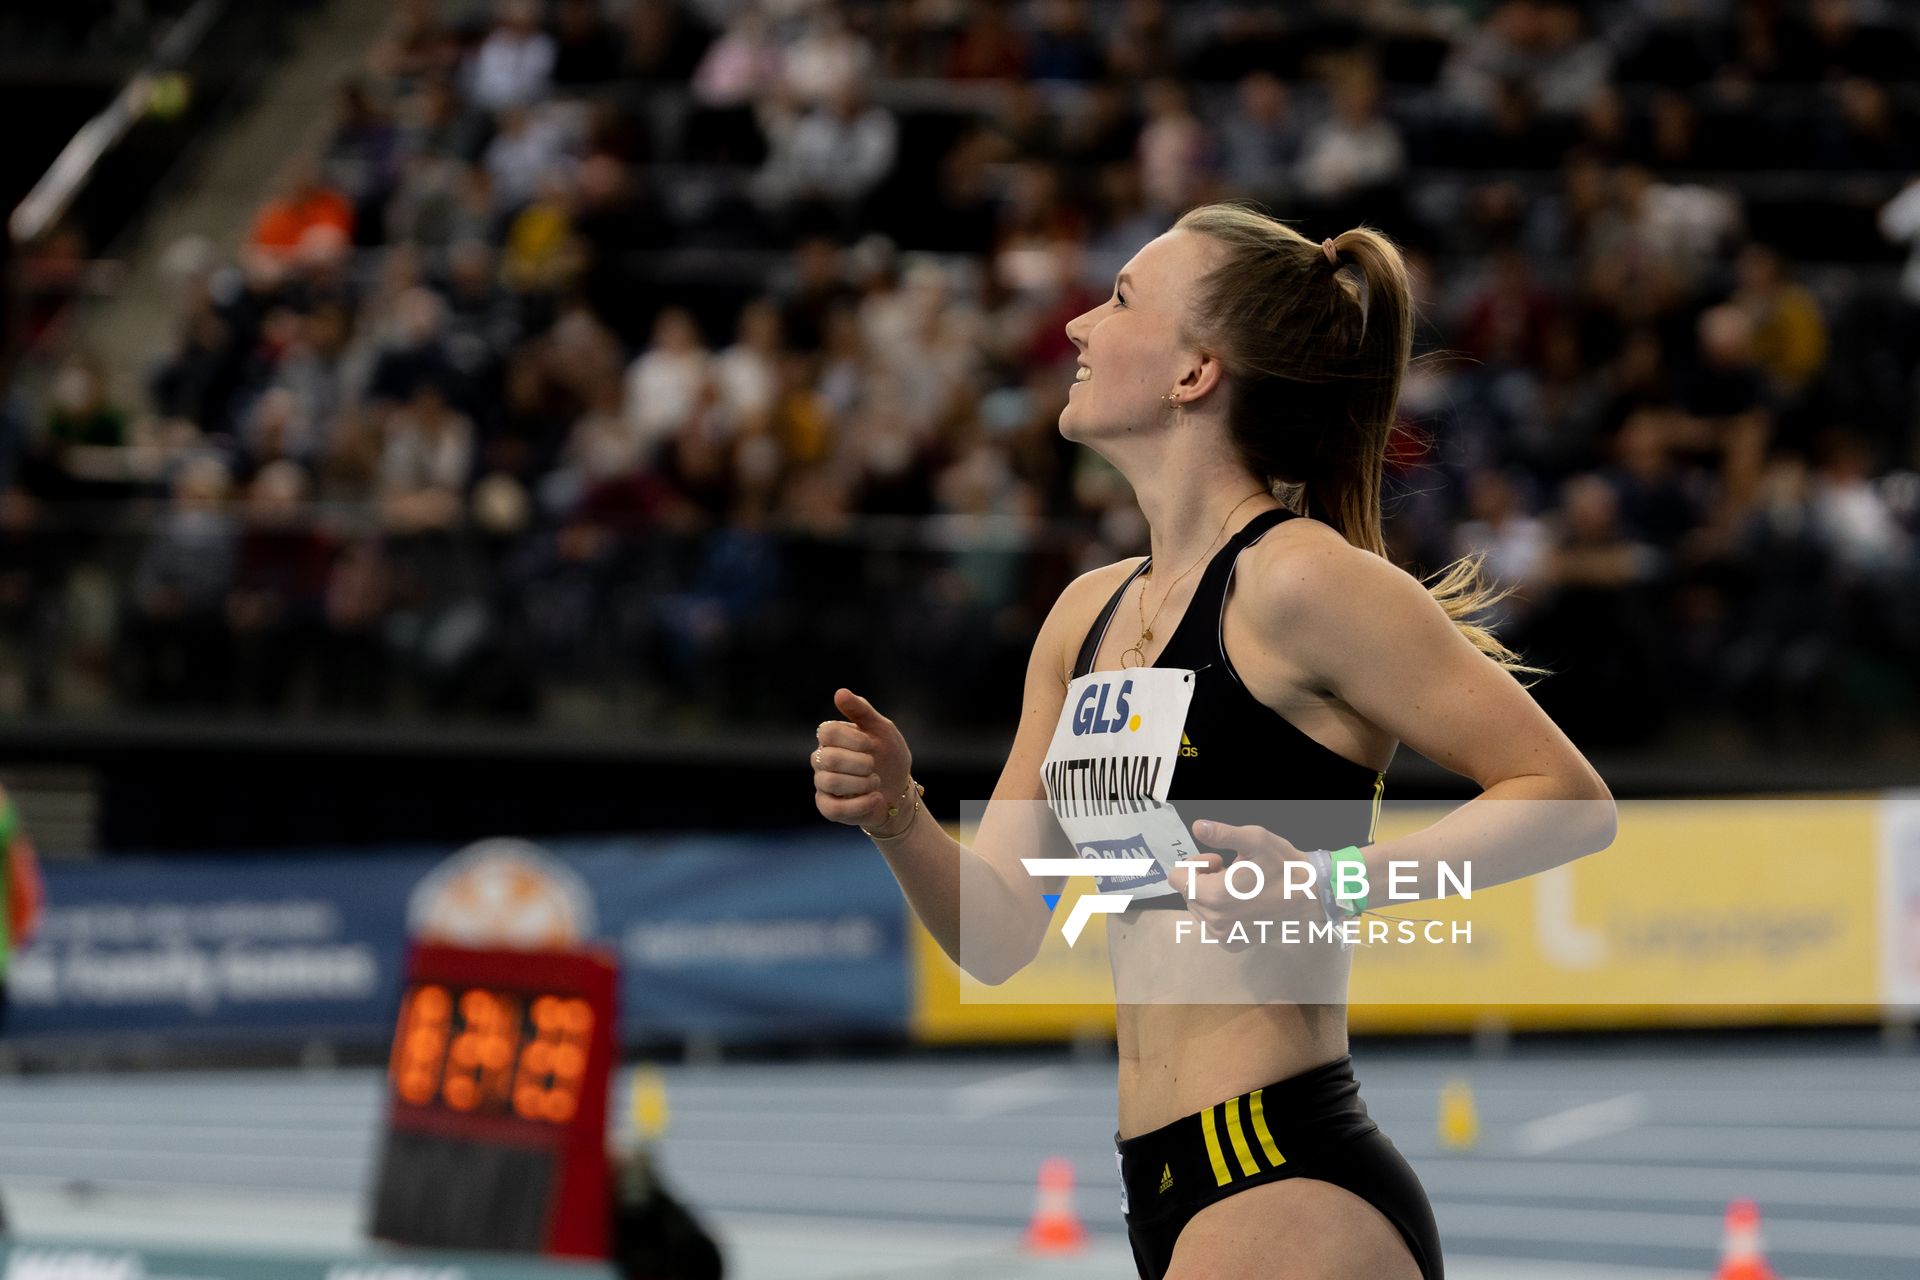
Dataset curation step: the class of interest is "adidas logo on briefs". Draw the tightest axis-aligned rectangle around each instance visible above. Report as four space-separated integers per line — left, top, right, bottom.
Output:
1158 1164 1174 1194
1180 733 1197 758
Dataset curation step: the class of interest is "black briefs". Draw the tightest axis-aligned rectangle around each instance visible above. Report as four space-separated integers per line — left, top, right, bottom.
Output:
1116 1055 1443 1279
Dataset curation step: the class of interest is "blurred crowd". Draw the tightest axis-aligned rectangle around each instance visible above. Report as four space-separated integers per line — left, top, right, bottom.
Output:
4 0 1920 747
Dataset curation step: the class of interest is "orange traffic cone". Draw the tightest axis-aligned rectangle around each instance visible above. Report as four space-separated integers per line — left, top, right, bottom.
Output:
1715 1199 1778 1280
1023 1156 1088 1254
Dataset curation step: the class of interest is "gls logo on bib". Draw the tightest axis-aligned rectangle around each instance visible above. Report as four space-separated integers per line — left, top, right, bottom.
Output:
1072 678 1143 736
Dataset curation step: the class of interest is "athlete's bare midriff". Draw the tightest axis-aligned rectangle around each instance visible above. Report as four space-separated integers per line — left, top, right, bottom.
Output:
1064 522 1391 1139
1115 1002 1348 1137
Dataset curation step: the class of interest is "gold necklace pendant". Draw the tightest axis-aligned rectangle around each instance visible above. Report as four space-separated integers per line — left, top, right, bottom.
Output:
1124 490 1268 670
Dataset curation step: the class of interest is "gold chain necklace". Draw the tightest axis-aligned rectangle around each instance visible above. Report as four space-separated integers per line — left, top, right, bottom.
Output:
1122 490 1270 668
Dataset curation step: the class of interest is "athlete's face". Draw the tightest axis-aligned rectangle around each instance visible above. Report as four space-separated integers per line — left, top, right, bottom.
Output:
1060 230 1221 444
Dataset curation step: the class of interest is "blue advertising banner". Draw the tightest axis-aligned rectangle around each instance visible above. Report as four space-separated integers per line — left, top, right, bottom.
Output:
3 831 906 1046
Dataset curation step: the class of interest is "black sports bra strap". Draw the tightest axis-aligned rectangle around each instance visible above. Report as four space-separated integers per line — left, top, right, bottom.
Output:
1188 506 1296 605
1071 507 1294 679
1206 505 1295 674
1072 558 1150 678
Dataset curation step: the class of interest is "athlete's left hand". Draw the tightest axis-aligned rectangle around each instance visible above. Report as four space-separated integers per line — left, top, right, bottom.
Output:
1176 820 1324 931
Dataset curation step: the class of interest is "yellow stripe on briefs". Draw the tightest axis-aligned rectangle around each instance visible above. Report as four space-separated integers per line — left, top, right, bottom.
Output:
1249 1088 1285 1167
1200 1104 1232 1186
1222 1095 1260 1177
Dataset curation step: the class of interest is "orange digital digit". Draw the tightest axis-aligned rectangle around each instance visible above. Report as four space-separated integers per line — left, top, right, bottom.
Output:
443 988 521 1113
390 984 452 1107
512 995 594 1123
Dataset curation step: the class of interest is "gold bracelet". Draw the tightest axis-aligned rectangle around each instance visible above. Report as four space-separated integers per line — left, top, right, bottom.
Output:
862 778 926 842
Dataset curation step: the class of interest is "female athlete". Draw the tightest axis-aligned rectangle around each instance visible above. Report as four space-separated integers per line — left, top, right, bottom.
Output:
810 203 1617 1280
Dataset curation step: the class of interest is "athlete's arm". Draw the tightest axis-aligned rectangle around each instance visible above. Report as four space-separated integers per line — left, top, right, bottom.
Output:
815 566 1122 983
1229 529 1617 902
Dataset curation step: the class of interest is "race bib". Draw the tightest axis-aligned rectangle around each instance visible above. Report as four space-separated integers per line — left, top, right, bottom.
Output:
1040 668 1198 902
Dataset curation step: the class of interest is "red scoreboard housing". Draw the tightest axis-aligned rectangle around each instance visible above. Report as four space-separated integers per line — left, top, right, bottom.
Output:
370 941 620 1258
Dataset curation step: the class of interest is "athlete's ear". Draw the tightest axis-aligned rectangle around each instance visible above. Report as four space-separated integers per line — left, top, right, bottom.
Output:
1172 346 1224 408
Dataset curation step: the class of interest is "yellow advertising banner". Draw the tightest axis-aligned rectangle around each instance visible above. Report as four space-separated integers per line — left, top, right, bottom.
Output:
910 798 1888 1042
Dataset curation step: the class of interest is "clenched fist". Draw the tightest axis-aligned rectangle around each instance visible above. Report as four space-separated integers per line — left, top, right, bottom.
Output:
812 688 917 835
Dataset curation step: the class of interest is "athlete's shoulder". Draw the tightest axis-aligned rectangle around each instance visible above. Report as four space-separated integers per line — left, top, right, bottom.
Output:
1237 515 1428 631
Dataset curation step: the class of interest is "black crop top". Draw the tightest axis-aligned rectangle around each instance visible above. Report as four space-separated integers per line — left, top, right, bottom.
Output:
1071 507 1385 854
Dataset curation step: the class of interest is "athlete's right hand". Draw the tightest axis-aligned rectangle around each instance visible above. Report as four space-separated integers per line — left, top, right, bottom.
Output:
813 688 916 832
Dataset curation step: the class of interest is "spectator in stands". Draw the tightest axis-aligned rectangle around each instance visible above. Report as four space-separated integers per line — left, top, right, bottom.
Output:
1216 72 1299 205
551 0 623 87
1723 454 1832 731
466 0 554 114
432 245 515 412
980 81 1058 165
1296 59 1406 207
1027 0 1105 83
324 77 403 243
249 157 355 260
780 4 873 108
1879 176 1920 307
946 0 1026 81
242 386 322 471
1457 246 1557 370
755 77 899 230
0 485 61 711
484 103 572 217
151 290 241 437
1806 0 1920 83
228 461 333 708
1602 410 1709 555
121 455 238 706
1880 175 1920 440
272 301 354 456
1809 428 1909 574
1673 303 1773 517
1136 80 1211 215
620 0 715 83
1105 0 1176 81
774 236 855 354
371 0 459 85
713 298 784 438
1442 0 1611 115
557 375 644 496
1529 472 1669 744
380 378 473 533
364 286 462 428
625 307 712 461
501 168 587 298
1819 78 1917 174
42 353 126 452
1056 81 1140 175
691 7 781 109
1731 243 1828 398
1452 467 1549 633
316 538 392 711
